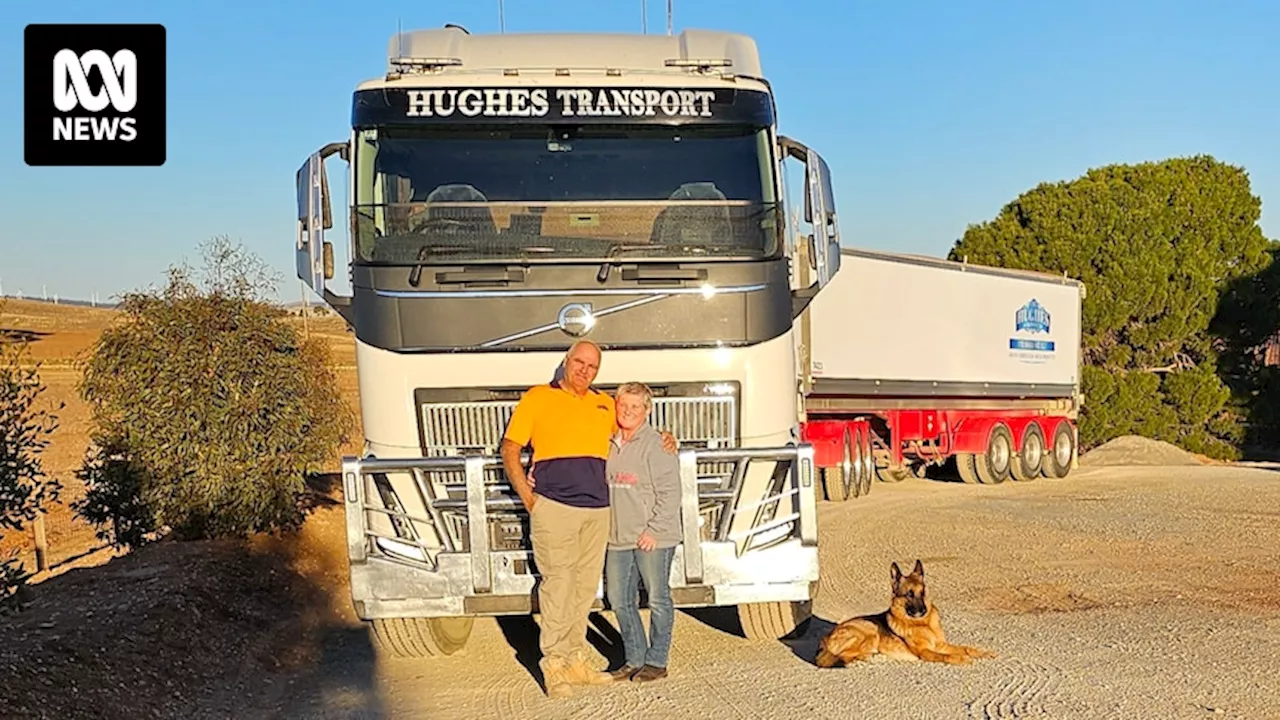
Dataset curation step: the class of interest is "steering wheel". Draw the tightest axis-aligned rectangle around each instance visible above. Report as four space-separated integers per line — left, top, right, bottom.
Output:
409 216 472 235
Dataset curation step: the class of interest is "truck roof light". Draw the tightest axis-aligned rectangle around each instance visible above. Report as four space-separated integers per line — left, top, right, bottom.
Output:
664 58 732 68
388 56 463 72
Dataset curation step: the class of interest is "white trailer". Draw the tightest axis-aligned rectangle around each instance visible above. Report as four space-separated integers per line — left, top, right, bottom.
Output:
799 247 1085 499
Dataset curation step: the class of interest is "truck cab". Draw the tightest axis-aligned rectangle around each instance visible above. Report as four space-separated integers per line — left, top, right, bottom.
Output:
295 25 842 656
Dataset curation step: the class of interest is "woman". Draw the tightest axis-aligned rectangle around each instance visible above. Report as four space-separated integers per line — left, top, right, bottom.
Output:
605 382 682 683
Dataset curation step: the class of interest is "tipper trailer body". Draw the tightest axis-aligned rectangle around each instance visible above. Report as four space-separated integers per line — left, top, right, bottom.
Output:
799 248 1085 499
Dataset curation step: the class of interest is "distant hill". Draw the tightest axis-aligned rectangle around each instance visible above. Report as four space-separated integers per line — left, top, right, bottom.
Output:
2 295 329 313
0 295 119 310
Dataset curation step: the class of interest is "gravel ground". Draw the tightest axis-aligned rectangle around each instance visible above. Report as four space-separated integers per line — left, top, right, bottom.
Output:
237 464 1280 719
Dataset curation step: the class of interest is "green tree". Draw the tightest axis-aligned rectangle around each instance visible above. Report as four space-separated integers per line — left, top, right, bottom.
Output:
0 305 63 607
73 237 356 547
1213 241 1280 450
949 156 1272 459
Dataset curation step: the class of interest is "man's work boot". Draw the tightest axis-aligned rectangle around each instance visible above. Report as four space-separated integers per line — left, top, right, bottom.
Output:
631 664 669 683
539 656 573 699
610 664 641 681
564 651 613 686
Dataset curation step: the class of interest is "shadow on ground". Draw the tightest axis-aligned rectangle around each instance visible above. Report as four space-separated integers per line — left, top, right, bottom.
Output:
680 605 749 638
0 473 391 720
681 605 837 668
496 611 628 692
0 328 51 344
781 616 838 667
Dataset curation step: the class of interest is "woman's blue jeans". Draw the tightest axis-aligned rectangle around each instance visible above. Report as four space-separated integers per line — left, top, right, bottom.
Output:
605 545 676 669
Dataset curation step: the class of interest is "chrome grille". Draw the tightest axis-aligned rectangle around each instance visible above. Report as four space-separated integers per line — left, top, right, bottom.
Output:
420 395 738 456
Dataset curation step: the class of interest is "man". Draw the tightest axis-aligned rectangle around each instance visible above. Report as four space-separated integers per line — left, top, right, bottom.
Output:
501 339 676 698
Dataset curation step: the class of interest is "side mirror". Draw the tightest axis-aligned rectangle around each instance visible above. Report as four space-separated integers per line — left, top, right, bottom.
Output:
779 136 843 314
295 141 349 294
805 150 841 287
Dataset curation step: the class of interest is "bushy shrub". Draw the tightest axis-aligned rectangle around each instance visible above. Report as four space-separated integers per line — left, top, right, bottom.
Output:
0 314 62 607
73 237 355 548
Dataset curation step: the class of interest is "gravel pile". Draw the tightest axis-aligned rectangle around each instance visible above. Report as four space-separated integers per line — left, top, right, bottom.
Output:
1079 435 1205 467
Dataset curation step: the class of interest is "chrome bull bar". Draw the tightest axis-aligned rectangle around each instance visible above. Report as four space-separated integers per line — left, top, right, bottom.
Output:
340 444 818 617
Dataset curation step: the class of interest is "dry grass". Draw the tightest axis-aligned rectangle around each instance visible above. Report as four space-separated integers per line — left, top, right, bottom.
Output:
0 299 363 570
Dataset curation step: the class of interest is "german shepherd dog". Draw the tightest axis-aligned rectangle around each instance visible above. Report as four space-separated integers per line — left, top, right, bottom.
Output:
816 560 996 667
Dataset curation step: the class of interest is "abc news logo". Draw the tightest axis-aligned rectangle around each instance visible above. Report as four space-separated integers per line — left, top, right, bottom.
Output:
25 24 166 167
54 49 140 142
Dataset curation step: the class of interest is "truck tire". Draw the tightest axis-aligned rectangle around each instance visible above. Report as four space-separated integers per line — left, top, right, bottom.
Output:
738 599 812 641
973 423 1013 484
819 425 849 499
370 616 474 658
955 453 982 484
821 466 849 502
1042 421 1075 479
1010 422 1045 481
857 428 874 496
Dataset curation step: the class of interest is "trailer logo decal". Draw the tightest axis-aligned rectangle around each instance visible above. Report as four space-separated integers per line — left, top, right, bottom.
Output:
405 87 718 119
1015 299 1050 334
557 303 596 337
1010 299 1055 361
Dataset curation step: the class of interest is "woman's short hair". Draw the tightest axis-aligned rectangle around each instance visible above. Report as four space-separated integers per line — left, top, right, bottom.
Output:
615 381 654 409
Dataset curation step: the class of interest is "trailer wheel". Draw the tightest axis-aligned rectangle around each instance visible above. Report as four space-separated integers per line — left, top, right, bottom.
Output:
822 426 856 501
974 423 1013 484
738 599 812 641
856 427 874 497
848 427 863 499
1010 422 1045 481
1042 421 1075 479
370 616 474 658
955 453 982 484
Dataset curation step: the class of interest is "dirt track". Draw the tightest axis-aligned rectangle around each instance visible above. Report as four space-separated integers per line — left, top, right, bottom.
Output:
233 463 1280 719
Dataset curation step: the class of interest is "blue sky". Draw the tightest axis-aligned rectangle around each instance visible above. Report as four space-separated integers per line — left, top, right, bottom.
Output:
2 0 1276 303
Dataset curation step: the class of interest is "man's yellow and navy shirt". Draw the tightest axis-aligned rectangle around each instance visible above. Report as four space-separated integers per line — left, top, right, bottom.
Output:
503 380 617 508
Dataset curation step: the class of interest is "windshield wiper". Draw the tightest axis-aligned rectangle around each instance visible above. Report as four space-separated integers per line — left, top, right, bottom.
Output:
596 244 660 282
407 245 471 286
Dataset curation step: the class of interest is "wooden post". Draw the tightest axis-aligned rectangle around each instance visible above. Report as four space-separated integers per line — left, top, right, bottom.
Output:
300 280 311 340
32 513 49 573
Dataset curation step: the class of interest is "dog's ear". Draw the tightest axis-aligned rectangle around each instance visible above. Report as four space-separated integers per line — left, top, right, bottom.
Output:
913 559 924 578
890 562 902 584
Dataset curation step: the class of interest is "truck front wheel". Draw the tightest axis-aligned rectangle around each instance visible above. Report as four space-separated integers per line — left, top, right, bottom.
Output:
738 599 812 641
370 616 474 658
821 466 850 501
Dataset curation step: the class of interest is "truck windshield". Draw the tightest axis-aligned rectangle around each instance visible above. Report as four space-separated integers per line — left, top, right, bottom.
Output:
352 124 780 265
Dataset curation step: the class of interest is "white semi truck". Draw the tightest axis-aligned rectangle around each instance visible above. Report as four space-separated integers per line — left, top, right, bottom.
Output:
294 24 1084 658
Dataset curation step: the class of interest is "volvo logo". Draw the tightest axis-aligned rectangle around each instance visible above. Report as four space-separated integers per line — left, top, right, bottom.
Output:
557 303 596 337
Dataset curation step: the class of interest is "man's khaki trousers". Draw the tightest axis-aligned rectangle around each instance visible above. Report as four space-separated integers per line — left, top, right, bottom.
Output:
529 496 610 661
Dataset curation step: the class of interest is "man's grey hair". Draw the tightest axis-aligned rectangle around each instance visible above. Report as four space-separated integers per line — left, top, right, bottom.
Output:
564 339 602 363
553 339 603 383
615 381 654 409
